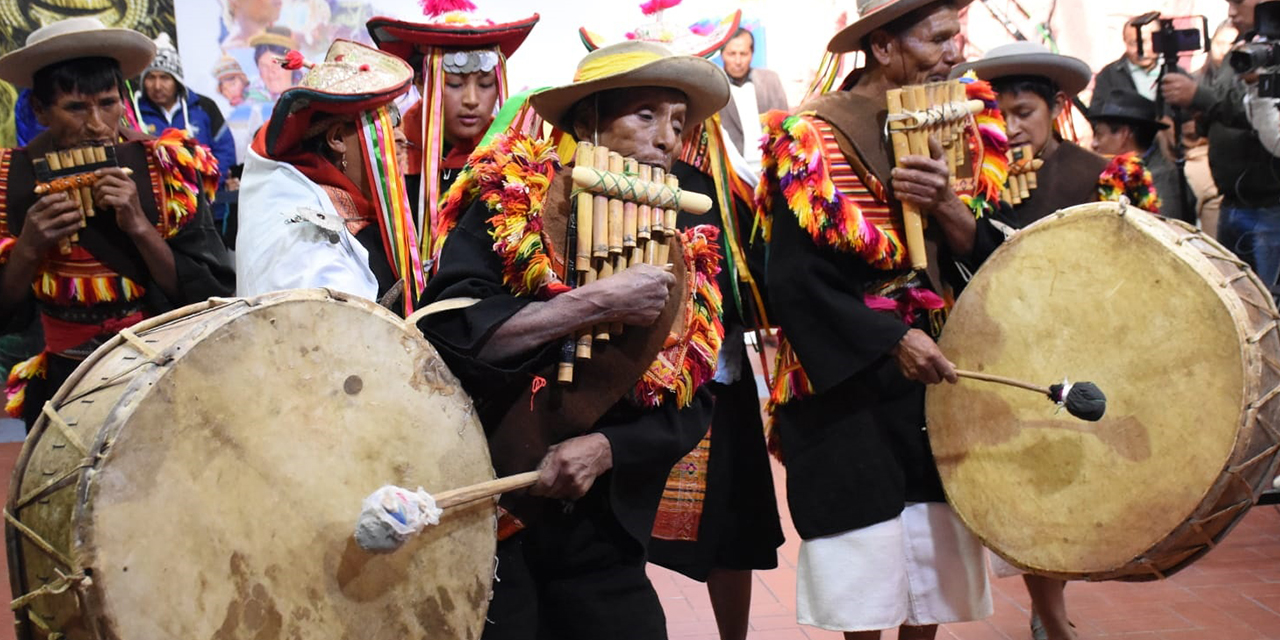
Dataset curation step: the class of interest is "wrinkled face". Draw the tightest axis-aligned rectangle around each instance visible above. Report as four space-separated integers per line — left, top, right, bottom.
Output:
442 70 499 147
1228 0 1261 34
257 51 294 96
35 87 124 150
576 87 688 171
722 33 753 80
874 5 963 85
1090 121 1136 155
998 90 1061 156
144 70 179 109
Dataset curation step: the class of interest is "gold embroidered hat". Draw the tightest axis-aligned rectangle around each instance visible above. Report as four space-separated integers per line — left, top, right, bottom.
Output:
263 40 413 156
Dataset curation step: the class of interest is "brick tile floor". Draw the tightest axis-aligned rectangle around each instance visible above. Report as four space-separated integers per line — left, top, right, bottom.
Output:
651 452 1280 640
0 423 1276 640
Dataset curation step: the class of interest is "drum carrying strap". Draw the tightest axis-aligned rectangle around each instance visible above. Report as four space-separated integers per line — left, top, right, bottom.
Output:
404 297 480 327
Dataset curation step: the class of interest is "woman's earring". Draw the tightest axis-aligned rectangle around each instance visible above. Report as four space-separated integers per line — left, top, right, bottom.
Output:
341 155 349 171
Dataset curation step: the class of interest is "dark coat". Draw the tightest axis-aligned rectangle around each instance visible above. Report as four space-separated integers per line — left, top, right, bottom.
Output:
764 90 1002 539
416 173 713 552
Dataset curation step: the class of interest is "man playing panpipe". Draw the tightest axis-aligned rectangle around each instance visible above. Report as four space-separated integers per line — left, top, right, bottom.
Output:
949 41 1163 640
417 41 728 640
0 18 233 428
756 0 1015 637
952 41 1161 237
575 8 785 639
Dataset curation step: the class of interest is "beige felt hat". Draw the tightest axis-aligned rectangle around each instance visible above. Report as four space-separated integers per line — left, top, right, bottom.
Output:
0 17 155 89
529 41 729 132
950 41 1093 96
827 0 975 54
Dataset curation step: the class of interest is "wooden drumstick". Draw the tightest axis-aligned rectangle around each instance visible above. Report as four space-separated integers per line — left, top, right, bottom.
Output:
354 471 541 553
887 89 928 270
954 370 1107 421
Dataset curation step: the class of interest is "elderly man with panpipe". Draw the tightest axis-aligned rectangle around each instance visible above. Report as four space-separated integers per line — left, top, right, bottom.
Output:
417 41 731 640
0 18 233 428
755 0 1018 637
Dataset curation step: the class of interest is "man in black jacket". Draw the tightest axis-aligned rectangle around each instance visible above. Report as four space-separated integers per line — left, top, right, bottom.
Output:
1162 0 1280 294
1091 14 1162 107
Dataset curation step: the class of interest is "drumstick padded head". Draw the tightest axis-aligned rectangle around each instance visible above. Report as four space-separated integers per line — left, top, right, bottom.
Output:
1048 381 1107 422
353 485 443 553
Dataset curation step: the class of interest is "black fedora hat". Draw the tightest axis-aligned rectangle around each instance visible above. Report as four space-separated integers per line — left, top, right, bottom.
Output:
1087 89 1169 130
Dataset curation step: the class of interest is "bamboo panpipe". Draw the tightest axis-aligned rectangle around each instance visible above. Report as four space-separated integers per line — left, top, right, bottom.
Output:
558 144 711 385
1001 144 1043 206
886 81 985 270
32 144 122 255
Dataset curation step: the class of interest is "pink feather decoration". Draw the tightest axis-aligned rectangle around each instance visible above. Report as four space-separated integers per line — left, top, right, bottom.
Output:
420 0 476 18
640 0 681 16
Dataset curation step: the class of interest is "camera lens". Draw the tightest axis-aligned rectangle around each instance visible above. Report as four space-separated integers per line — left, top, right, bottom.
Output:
1229 43 1276 73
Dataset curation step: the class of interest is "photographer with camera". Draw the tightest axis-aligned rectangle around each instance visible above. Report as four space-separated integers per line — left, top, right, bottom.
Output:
1162 0 1280 294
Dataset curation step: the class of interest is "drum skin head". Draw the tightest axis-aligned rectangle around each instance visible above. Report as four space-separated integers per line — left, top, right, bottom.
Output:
928 203 1280 581
13 291 496 639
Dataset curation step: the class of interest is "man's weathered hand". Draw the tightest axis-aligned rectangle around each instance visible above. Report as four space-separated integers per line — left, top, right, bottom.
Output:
92 168 149 238
892 328 957 385
17 192 81 256
891 137 957 213
530 433 614 500
1160 73 1197 109
584 262 676 327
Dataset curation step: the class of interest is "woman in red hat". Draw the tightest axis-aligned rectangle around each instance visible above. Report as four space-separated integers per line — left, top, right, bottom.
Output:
367 1 539 268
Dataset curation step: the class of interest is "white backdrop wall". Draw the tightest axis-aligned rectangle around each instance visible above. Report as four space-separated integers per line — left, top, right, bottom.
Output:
175 0 1233 159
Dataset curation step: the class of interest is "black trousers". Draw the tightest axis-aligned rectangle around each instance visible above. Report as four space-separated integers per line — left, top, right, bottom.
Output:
482 490 667 640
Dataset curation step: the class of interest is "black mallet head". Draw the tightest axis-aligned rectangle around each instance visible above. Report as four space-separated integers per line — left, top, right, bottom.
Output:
1047 380 1107 422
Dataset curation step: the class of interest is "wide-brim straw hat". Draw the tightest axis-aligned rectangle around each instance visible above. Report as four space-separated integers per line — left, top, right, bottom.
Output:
828 0 975 54
0 17 155 89
263 40 413 157
529 40 729 132
950 41 1092 96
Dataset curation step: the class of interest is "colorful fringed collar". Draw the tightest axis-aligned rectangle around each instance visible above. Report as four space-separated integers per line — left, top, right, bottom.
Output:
754 79 1009 269
465 130 725 408
1097 151 1161 213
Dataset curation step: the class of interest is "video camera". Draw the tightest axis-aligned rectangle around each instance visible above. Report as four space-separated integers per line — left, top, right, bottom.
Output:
1228 0 1280 98
1131 11 1209 59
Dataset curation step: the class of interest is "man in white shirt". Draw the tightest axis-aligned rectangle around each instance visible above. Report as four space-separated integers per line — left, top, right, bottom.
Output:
717 28 788 172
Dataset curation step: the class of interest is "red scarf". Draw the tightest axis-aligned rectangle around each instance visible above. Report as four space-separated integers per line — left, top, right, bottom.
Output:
250 126 375 233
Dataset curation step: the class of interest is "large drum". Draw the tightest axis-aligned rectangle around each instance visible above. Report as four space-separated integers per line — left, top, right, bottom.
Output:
928 202 1280 581
6 289 496 638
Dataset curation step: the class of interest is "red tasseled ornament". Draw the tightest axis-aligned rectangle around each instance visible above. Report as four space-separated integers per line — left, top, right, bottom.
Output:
639 0 681 15
281 50 307 70
420 0 477 18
